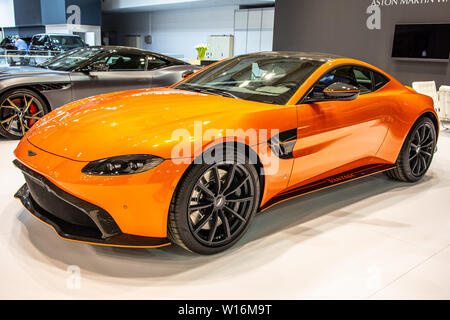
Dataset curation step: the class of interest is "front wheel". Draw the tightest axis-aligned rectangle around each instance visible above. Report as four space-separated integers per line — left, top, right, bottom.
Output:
0 89 48 139
386 117 437 182
168 152 260 255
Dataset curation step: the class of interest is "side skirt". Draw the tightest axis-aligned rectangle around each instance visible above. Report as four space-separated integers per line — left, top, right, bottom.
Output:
259 163 395 212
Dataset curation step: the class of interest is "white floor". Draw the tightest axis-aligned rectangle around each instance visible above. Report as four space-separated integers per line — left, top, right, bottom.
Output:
1 129 450 300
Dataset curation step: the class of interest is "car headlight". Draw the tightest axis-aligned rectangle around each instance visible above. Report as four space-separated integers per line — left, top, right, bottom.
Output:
82 155 164 176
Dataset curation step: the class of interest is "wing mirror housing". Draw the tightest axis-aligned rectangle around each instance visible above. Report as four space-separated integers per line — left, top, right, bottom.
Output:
85 62 109 73
323 82 360 101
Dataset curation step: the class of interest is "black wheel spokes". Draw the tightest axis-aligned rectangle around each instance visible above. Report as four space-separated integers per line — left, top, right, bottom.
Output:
409 124 434 177
193 208 214 234
223 205 246 222
224 173 250 197
218 210 231 239
188 163 255 247
212 165 221 194
0 94 44 136
207 209 219 244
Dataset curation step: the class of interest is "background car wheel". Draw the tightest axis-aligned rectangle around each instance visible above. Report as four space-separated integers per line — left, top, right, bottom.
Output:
0 89 49 140
386 117 436 182
168 150 260 255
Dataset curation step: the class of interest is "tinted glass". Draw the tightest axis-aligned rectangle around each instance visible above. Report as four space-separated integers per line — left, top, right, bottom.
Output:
175 55 324 105
353 67 372 94
373 71 389 91
43 48 102 71
49 36 84 47
104 53 146 70
312 66 358 96
312 65 379 97
147 55 168 70
31 35 47 46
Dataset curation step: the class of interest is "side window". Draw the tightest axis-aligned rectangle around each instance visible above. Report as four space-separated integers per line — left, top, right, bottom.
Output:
32 35 46 46
147 55 169 70
305 65 388 102
373 71 389 91
44 36 51 47
352 67 372 94
105 53 146 71
309 65 358 98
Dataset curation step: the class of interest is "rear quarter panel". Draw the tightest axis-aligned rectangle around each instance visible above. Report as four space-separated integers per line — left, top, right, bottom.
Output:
152 65 202 87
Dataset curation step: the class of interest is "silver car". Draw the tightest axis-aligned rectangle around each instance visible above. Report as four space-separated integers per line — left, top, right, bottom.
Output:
0 46 200 139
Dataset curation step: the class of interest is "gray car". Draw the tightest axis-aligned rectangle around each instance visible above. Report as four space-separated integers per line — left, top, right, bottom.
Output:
0 46 200 139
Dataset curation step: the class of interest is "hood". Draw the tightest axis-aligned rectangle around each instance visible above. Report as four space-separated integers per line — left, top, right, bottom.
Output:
26 88 275 161
0 66 68 78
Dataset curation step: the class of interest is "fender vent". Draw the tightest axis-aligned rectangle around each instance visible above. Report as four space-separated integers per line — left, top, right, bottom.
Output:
268 128 298 159
31 83 71 92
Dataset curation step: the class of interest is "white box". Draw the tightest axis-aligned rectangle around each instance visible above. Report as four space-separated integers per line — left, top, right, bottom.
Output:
205 35 234 60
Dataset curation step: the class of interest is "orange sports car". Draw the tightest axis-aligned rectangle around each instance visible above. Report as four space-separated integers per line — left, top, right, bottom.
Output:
13 52 438 254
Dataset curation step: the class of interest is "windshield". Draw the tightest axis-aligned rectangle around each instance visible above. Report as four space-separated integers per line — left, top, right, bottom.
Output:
50 36 84 47
40 48 102 71
175 55 325 105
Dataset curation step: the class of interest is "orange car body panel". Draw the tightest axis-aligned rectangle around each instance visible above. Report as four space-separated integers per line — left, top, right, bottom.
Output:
14 56 438 242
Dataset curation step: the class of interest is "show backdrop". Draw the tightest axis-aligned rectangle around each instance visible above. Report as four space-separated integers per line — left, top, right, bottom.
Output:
3 0 101 38
273 0 450 87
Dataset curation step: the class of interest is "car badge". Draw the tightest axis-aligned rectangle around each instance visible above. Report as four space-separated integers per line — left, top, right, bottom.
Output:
28 150 37 157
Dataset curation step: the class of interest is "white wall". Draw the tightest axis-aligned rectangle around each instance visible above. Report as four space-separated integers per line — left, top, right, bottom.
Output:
45 24 102 46
0 0 15 28
149 5 237 60
234 8 274 56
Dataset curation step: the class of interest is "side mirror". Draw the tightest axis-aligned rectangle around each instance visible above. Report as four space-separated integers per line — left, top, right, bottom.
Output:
182 70 195 78
323 82 360 101
88 62 109 72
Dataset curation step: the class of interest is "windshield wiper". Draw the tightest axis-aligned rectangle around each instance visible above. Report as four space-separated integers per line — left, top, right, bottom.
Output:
177 84 240 99
200 87 241 99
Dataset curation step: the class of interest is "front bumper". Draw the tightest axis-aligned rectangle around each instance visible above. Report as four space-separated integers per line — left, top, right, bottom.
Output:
14 138 191 239
14 160 171 248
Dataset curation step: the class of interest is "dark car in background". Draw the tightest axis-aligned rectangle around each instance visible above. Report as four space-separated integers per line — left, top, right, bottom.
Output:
0 36 32 50
0 36 33 66
0 46 201 139
28 34 87 53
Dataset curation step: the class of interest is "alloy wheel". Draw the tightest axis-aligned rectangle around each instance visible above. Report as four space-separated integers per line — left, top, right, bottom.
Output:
187 163 255 247
408 122 434 177
0 93 44 137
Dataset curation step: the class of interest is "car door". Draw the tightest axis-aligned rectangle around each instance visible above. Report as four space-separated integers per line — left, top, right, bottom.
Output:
288 65 391 187
70 51 153 100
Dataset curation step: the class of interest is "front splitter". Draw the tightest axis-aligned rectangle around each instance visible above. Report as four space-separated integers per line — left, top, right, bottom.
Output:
15 184 171 248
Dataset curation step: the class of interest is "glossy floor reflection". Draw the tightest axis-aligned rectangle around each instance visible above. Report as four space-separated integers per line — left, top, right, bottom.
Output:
1 129 449 299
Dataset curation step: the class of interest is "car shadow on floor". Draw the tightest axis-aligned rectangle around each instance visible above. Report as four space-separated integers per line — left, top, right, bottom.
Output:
14 170 442 282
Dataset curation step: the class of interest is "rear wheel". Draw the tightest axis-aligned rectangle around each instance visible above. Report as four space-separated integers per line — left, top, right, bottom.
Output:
168 151 260 255
386 117 436 182
0 89 48 139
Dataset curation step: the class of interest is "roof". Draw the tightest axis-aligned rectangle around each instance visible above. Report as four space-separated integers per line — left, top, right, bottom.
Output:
33 33 82 37
241 51 343 61
88 45 151 53
76 46 189 64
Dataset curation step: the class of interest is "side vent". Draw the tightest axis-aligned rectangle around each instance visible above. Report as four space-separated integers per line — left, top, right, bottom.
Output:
31 83 71 92
268 128 297 159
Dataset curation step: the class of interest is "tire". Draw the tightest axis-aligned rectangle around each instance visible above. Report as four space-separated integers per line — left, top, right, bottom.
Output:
0 89 49 139
168 150 260 255
386 117 437 182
